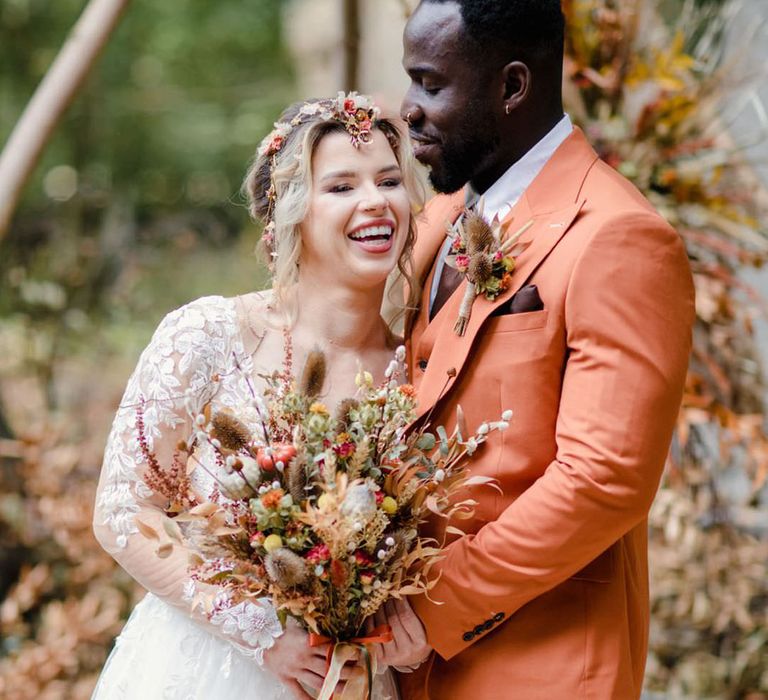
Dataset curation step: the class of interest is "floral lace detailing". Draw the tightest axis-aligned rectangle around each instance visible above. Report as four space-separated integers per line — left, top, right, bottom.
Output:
182 579 283 665
210 596 283 665
98 296 232 548
95 295 283 663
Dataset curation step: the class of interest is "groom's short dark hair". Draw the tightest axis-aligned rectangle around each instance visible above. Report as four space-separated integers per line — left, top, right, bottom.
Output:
421 0 565 67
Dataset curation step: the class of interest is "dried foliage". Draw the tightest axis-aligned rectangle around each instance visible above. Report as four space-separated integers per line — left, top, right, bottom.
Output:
565 1 768 696
139 345 506 642
0 371 142 699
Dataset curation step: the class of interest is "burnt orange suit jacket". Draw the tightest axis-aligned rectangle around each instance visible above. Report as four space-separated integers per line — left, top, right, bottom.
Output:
398 128 695 699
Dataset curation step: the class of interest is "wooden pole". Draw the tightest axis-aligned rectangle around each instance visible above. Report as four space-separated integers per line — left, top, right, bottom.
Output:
0 0 132 240
343 0 361 90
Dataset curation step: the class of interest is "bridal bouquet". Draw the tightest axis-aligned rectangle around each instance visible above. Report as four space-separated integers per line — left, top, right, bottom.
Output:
136 341 509 699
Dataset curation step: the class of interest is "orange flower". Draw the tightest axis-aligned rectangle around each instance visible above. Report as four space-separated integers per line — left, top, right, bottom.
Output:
330 559 348 587
398 384 416 398
261 488 285 509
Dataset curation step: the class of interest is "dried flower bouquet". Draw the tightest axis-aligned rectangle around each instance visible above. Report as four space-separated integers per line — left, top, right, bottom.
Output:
135 340 509 698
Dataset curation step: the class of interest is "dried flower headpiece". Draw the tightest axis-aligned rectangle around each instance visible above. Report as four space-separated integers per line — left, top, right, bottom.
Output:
258 92 381 261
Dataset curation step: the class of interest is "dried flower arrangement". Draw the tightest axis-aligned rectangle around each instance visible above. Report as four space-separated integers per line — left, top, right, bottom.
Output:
136 342 508 699
564 0 768 695
444 209 532 335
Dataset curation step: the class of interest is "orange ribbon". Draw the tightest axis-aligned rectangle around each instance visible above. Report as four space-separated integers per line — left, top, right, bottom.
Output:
308 625 393 700
309 624 393 662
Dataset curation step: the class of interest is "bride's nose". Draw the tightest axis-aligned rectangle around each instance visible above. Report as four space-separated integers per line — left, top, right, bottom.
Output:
359 183 388 212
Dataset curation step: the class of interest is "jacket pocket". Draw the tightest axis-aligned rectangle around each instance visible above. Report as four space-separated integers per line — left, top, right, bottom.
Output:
484 309 548 334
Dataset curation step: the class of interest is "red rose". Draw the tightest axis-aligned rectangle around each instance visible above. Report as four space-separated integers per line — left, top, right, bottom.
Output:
354 550 374 567
306 543 331 564
334 441 356 459
267 135 284 155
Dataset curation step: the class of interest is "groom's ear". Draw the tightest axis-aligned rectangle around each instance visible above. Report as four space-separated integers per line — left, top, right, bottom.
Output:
501 61 531 113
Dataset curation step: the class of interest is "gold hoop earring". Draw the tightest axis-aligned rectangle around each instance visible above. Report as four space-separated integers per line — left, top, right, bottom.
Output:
505 104 511 116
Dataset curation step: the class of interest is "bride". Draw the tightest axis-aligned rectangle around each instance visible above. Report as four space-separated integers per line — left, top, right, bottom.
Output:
91 92 424 699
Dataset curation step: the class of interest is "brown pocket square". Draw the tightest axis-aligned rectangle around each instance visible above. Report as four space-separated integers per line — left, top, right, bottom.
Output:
492 284 544 317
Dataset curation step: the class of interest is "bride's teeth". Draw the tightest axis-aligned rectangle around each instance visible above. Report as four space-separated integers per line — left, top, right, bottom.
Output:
349 225 393 241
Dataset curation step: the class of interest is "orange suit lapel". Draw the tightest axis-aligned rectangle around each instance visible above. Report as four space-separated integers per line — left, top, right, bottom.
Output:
411 128 599 422
406 191 465 379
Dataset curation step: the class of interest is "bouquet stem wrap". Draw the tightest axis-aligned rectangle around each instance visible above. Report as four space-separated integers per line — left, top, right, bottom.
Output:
309 625 393 700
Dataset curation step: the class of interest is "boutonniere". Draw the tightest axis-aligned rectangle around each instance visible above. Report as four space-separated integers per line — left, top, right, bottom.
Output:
445 209 533 336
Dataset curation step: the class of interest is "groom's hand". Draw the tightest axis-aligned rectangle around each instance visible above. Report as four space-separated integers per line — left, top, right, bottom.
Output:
263 618 356 699
373 598 432 671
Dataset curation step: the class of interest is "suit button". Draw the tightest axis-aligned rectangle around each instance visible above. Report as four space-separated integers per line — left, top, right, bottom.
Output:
493 612 505 623
462 631 474 642
417 359 428 371
473 624 485 636
483 620 494 631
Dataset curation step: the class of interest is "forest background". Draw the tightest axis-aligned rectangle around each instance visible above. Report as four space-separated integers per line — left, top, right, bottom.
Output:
0 0 767 698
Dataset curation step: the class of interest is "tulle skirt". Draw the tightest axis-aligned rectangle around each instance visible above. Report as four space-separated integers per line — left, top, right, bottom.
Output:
92 593 399 700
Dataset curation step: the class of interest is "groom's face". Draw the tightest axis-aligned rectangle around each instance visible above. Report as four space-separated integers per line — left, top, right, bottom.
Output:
401 1 501 194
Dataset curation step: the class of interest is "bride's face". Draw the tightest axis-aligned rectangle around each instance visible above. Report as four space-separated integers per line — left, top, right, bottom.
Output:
300 129 411 288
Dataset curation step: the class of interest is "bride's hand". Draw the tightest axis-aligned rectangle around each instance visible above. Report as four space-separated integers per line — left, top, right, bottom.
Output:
372 598 432 671
263 618 355 699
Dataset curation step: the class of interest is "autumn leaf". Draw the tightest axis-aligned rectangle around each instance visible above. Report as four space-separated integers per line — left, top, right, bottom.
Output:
135 519 159 540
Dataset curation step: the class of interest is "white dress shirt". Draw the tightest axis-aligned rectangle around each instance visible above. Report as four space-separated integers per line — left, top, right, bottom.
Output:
428 114 574 314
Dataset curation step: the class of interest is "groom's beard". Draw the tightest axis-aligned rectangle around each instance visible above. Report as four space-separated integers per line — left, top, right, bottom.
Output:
427 112 500 195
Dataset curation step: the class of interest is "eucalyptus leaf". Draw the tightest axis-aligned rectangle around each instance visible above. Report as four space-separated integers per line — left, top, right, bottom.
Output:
437 426 450 455
416 433 436 451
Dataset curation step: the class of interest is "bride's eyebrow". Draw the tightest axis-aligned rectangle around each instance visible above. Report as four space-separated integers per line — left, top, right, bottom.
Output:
319 170 356 183
319 164 400 183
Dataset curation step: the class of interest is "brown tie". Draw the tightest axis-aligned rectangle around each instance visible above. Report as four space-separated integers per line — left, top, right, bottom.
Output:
430 190 480 321
430 258 463 320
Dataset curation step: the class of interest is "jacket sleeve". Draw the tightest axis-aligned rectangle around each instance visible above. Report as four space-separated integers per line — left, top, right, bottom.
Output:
411 213 695 660
92 297 283 664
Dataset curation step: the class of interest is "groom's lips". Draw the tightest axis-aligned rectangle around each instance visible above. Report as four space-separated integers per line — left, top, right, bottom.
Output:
410 132 441 163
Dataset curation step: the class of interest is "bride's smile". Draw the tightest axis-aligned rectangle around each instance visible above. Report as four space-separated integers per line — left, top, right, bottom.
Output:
301 130 411 288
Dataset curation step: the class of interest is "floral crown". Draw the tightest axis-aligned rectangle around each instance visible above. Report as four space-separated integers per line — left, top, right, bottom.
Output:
258 92 381 263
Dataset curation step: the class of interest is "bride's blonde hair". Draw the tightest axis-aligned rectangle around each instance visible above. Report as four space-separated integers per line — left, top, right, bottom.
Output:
243 97 425 328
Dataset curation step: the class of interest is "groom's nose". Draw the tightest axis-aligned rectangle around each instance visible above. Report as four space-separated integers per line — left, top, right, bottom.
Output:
400 98 424 128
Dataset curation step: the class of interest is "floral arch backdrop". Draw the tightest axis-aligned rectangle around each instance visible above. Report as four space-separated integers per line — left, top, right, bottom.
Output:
562 1 768 695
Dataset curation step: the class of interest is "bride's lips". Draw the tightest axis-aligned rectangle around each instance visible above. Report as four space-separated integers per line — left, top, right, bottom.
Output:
347 218 396 254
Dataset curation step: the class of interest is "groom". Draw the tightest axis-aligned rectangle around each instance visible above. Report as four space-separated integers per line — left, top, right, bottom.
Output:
380 1 695 698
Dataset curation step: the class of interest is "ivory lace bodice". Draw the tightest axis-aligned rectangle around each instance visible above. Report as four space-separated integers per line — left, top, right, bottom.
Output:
93 294 283 663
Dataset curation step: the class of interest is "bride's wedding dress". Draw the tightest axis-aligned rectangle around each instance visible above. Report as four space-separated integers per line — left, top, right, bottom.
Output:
91 295 398 699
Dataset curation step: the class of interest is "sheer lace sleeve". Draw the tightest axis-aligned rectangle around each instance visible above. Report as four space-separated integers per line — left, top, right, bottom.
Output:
93 296 282 663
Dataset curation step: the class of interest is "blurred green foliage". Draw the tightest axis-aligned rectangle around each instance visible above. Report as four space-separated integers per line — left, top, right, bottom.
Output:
0 0 294 409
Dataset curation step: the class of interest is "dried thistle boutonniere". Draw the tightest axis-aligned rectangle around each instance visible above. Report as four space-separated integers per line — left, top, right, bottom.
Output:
445 209 534 336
